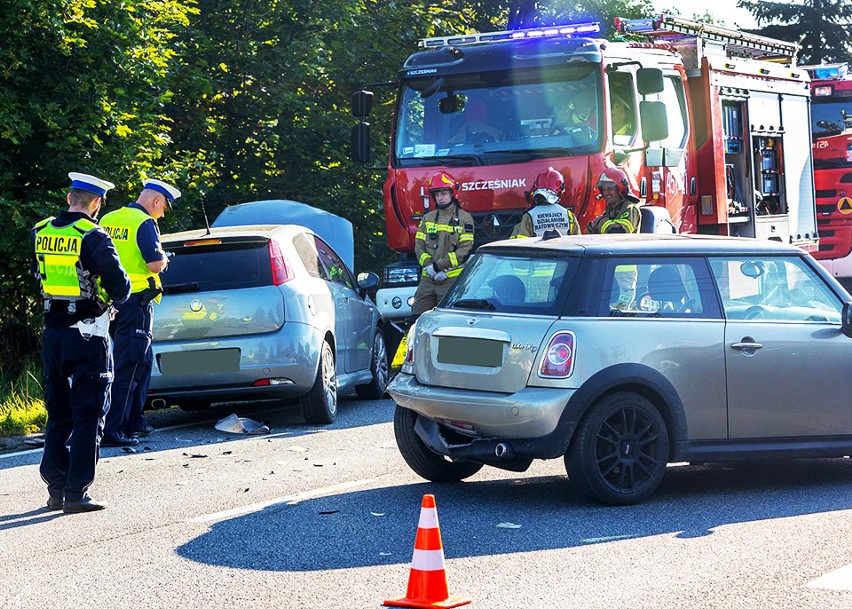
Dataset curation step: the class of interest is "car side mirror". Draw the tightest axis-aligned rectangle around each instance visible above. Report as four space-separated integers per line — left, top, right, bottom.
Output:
843 301 852 338
357 271 380 294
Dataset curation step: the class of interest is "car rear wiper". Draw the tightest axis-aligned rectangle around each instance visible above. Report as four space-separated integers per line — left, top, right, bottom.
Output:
163 281 200 294
451 298 496 310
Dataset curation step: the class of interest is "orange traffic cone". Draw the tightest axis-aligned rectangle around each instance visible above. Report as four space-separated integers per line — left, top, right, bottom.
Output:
384 494 472 608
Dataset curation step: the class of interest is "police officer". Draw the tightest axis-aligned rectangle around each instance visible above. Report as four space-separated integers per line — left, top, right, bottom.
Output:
411 171 475 316
34 172 130 513
100 178 179 446
587 167 642 234
511 167 580 238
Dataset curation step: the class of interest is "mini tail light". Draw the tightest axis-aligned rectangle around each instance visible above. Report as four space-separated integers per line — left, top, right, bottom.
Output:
538 331 576 378
268 239 293 285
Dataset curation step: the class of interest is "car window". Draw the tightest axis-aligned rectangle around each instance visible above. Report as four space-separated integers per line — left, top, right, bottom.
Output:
161 242 272 291
443 253 576 315
313 236 354 289
293 233 326 279
709 256 842 322
597 259 717 318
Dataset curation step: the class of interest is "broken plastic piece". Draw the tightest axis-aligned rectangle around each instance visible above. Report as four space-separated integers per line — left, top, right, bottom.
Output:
214 413 271 434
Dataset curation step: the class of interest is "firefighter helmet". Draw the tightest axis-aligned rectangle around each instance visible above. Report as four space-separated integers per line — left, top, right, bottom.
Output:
596 167 638 202
427 171 461 200
531 167 565 206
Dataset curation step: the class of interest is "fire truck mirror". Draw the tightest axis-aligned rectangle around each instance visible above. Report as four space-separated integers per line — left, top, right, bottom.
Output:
351 90 374 118
439 93 466 114
351 122 371 164
640 101 669 143
637 68 665 95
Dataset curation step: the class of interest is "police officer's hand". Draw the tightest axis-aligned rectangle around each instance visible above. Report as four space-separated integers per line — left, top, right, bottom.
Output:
434 271 449 282
424 265 437 279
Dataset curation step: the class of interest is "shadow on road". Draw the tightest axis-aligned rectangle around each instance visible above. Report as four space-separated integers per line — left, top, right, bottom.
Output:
177 457 852 571
0 394 394 470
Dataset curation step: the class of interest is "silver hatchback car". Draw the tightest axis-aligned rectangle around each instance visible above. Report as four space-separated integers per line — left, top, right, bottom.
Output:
148 224 388 424
389 234 852 505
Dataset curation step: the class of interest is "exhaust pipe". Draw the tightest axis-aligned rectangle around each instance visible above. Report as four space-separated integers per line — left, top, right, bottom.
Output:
494 442 514 459
150 398 167 409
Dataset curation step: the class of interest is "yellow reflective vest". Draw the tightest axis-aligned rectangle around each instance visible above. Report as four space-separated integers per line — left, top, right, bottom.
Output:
100 206 160 295
34 217 107 302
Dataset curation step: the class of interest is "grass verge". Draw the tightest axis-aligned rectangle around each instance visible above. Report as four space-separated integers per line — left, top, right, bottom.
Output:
0 362 46 437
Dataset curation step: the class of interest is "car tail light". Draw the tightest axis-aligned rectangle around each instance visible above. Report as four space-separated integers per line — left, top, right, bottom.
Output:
268 240 293 285
538 331 576 378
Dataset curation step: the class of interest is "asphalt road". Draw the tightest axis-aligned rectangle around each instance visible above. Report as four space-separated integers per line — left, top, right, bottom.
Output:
1 396 851 609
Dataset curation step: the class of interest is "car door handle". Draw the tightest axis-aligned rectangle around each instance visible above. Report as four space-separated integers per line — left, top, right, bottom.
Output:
731 341 763 350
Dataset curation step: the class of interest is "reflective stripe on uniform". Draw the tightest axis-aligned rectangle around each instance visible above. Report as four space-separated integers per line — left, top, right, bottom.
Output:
419 252 432 267
448 252 458 267
458 233 474 242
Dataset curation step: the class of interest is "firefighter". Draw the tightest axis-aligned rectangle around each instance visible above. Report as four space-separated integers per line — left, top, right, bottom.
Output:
100 178 179 446
34 172 130 513
587 167 642 234
511 167 580 238
411 171 475 316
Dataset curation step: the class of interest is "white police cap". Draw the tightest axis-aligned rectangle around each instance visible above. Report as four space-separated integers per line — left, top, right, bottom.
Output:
143 178 181 203
68 172 115 198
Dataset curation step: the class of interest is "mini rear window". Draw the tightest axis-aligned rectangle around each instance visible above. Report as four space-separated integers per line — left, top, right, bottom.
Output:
443 252 576 315
161 241 272 291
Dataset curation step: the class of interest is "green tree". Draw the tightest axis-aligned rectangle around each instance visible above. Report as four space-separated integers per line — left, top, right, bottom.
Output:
737 0 852 64
0 0 192 372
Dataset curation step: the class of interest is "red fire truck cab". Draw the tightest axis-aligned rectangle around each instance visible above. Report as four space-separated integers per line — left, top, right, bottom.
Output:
352 15 818 322
806 62 852 290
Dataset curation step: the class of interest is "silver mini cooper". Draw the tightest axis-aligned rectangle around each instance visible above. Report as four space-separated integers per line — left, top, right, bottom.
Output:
389 234 852 505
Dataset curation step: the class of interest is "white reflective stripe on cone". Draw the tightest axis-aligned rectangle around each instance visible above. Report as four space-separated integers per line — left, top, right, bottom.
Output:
417 507 439 529
410 548 446 572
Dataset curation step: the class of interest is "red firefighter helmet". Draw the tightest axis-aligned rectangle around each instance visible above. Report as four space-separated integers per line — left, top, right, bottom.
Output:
596 166 639 202
427 171 461 200
530 167 565 206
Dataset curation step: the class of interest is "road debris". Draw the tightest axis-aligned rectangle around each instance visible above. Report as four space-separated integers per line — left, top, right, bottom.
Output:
214 413 270 435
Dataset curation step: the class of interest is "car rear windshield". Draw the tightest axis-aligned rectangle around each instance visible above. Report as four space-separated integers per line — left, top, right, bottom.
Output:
161 241 272 292
443 252 577 315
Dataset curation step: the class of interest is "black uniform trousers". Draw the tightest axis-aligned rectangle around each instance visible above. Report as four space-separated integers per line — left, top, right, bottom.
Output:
103 293 153 438
39 326 112 502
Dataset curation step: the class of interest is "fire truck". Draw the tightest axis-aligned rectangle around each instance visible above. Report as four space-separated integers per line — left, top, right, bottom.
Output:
351 14 818 325
805 63 852 290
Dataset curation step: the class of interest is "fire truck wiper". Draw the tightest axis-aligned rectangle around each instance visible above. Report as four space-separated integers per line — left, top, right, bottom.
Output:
482 146 579 159
400 155 482 167
451 298 496 310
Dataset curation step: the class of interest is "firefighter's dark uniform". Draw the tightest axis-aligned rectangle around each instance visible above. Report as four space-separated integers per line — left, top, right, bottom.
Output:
587 196 642 234
411 203 475 316
100 203 166 440
34 211 130 506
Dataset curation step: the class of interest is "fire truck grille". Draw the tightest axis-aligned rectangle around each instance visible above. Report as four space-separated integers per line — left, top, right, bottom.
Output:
470 210 526 245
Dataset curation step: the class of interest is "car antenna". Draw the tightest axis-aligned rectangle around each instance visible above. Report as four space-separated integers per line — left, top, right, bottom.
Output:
200 197 212 235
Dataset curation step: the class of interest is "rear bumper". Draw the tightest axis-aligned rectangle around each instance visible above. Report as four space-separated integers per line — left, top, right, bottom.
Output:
148 321 321 402
388 372 573 439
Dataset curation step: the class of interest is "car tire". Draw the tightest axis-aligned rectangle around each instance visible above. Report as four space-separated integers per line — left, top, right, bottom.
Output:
355 331 389 400
565 391 669 506
300 340 338 424
393 405 483 482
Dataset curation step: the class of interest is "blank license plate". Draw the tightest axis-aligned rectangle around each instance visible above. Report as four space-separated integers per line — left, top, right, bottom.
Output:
159 349 240 376
437 337 502 367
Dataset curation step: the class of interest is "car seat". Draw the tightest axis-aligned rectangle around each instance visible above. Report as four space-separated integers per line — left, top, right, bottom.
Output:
647 266 687 312
489 275 526 306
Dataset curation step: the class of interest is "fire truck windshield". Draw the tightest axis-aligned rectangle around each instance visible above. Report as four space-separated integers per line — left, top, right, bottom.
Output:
394 66 602 167
811 99 852 139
